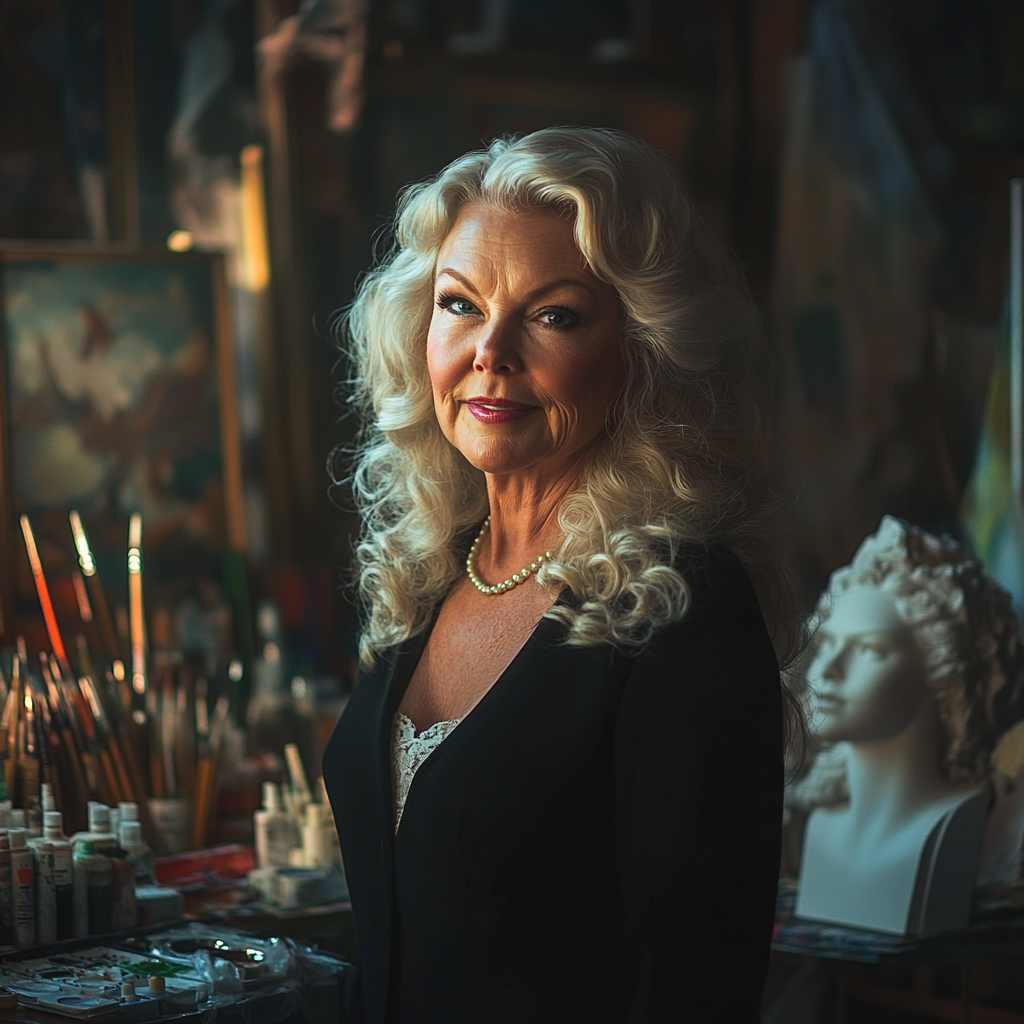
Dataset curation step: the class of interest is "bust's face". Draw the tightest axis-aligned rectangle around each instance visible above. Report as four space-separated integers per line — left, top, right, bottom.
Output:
808 585 929 743
426 202 624 483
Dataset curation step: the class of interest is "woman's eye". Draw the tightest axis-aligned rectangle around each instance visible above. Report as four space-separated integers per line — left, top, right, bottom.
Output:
437 294 479 316
537 308 578 329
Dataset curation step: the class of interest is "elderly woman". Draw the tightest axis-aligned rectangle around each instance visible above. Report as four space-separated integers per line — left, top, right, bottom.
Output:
323 127 794 1023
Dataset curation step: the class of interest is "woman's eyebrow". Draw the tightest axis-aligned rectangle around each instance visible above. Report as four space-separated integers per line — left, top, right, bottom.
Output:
435 267 477 290
435 267 594 302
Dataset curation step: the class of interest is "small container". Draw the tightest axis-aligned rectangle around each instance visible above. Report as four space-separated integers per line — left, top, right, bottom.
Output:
36 841 56 944
40 813 73 941
73 840 112 936
9 829 34 947
0 831 13 945
254 783 298 869
119 820 153 884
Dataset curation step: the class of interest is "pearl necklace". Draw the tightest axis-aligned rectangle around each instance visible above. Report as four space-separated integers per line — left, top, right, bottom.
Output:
466 516 554 596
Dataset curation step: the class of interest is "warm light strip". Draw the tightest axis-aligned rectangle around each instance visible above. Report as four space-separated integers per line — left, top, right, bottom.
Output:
19 515 67 665
128 513 146 694
240 145 271 292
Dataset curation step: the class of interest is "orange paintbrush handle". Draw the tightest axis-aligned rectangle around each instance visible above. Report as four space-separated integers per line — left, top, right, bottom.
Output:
20 516 67 667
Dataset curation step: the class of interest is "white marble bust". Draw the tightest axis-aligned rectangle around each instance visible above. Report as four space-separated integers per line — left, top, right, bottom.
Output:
795 516 1024 935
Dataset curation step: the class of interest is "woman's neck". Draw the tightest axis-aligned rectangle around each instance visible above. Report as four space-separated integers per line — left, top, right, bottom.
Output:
481 472 573 576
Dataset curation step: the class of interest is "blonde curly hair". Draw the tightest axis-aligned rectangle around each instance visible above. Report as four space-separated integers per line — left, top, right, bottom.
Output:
795 515 1024 802
343 126 797 671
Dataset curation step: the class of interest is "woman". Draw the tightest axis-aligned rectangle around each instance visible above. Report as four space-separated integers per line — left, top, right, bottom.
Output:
323 127 796 1023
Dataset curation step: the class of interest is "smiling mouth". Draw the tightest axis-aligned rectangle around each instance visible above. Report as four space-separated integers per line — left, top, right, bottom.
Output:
463 397 538 424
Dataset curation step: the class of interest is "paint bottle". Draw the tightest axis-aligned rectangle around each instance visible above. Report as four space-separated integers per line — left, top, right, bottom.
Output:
40 812 73 940
119 821 153 884
254 783 298 869
302 802 323 867
36 841 56 944
73 840 112 936
0 831 13 944
70 803 117 855
105 848 136 931
9 830 34 947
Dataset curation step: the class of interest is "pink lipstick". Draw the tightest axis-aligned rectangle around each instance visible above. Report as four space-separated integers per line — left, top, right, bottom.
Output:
464 397 539 424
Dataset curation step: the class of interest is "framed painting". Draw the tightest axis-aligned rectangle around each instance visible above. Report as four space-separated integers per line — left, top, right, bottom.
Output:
0 242 244 652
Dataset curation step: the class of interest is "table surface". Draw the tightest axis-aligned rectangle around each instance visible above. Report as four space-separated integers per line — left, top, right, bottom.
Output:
773 879 1024 965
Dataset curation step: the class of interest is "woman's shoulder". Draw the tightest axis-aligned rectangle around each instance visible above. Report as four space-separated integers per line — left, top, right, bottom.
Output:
646 543 775 664
673 543 759 612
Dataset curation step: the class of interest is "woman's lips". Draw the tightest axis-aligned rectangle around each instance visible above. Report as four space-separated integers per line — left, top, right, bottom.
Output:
464 398 539 424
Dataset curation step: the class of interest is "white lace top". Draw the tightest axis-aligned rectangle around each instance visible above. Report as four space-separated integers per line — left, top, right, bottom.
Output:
392 712 463 833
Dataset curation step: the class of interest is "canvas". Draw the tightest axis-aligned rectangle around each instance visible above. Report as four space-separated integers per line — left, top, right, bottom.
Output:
0 243 243 651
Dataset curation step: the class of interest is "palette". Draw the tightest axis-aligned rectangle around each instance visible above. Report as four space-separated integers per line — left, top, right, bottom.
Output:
0 945 209 1019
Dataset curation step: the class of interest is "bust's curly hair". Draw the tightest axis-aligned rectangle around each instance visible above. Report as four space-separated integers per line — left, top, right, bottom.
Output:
797 516 1024 800
343 127 799 674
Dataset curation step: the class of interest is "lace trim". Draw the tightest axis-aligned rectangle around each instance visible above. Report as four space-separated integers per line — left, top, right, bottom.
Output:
392 712 463 833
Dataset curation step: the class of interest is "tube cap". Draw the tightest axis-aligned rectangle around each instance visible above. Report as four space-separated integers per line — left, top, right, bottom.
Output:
120 820 142 845
88 803 110 833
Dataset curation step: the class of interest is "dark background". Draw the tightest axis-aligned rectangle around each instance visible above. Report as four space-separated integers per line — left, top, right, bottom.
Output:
2 0 1024 671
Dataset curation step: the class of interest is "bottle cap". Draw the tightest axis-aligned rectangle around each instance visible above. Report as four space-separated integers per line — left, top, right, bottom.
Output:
79 840 95 855
41 783 55 813
118 802 138 822
148 975 165 994
43 811 62 831
120 820 142 845
8 810 25 830
121 980 138 1002
8 829 26 850
88 803 110 833
262 782 280 811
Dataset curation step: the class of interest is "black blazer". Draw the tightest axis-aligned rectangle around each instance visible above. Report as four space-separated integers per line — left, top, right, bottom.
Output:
323 547 783 1024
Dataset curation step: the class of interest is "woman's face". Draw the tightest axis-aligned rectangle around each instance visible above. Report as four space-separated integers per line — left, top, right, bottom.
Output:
808 585 929 743
427 202 624 483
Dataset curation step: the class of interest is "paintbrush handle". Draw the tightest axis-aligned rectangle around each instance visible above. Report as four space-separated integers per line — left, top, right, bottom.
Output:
191 757 213 849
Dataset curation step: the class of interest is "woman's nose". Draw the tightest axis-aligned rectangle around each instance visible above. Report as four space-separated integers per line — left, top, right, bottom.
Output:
473 316 523 375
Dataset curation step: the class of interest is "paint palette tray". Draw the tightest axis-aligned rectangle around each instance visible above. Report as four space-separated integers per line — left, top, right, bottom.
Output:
0 946 208 1019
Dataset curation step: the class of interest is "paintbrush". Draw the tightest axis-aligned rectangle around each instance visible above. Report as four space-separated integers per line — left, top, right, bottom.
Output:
39 653 87 822
69 512 121 665
17 679 40 811
127 514 146 697
1 649 22 803
20 516 71 677
191 694 228 850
